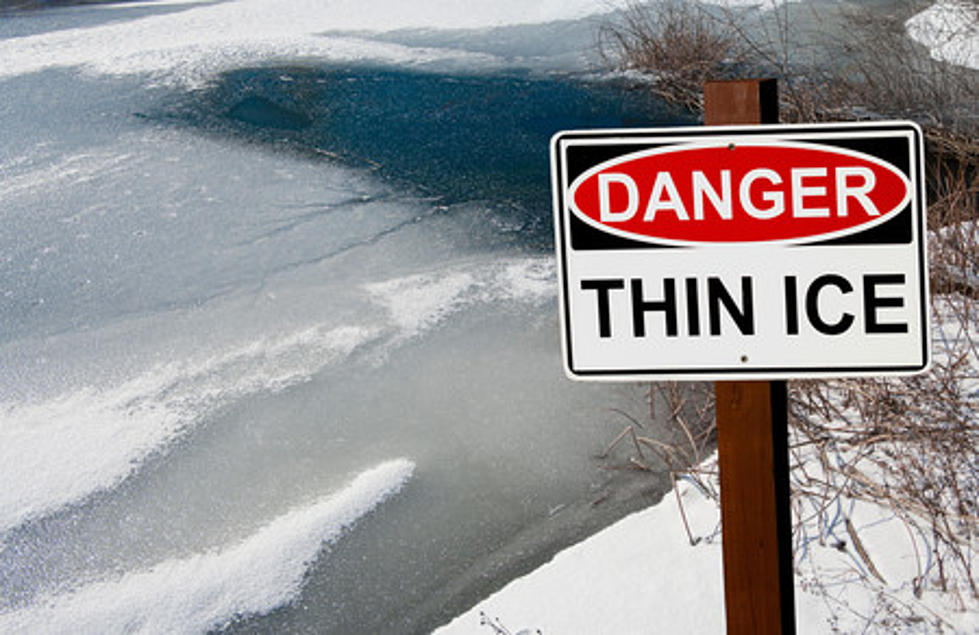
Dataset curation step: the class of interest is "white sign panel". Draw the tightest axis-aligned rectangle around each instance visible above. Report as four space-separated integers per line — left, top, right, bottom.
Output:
552 122 930 380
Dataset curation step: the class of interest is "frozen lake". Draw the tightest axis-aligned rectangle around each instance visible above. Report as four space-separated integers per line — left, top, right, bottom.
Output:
0 1 696 631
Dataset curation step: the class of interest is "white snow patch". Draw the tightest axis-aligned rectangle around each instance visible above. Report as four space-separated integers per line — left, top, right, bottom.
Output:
0 459 414 634
0 324 378 532
436 470 727 634
366 271 479 339
437 456 978 634
907 1 979 70
0 0 631 85
364 257 555 341
498 259 556 301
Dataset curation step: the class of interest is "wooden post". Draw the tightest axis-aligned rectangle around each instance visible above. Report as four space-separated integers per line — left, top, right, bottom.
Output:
705 79 796 635
704 79 779 126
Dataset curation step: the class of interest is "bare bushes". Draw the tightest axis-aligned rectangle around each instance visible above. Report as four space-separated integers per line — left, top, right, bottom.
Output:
787 132 979 603
598 382 717 545
792 366 978 599
829 5 979 133
599 1 803 116
596 0 979 618
598 1 748 112
599 1 979 133
927 132 979 293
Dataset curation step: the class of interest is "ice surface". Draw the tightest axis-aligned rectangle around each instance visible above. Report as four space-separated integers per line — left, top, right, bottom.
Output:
0 252 556 533
0 0 737 631
0 459 414 634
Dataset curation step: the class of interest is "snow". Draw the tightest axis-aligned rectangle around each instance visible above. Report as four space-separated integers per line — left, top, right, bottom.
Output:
0 325 376 532
436 469 727 634
4 0 968 89
0 0 631 85
437 455 977 633
906 1 979 70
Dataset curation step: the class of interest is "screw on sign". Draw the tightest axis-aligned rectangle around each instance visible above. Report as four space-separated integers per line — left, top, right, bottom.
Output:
551 123 929 380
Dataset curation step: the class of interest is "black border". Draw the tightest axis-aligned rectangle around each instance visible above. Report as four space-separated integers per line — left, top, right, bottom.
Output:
551 122 930 380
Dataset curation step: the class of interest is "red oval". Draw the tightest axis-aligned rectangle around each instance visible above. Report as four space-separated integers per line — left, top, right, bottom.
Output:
569 142 911 244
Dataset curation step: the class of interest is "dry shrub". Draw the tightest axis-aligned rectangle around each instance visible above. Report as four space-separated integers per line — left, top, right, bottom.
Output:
792 362 978 598
927 131 979 297
598 1 749 112
824 3 979 134
599 1 979 132
598 382 717 545
788 131 979 604
597 0 979 619
599 382 715 474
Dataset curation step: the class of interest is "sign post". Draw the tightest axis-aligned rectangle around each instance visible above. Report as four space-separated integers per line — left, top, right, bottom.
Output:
706 79 794 635
550 81 928 634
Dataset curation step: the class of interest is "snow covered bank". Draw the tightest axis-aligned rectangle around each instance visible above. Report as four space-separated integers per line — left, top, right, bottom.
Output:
439 241 979 633
907 1 979 70
437 456 977 634
0 0 801 86
436 469 726 634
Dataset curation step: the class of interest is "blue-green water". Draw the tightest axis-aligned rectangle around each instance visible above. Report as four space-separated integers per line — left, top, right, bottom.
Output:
163 66 693 250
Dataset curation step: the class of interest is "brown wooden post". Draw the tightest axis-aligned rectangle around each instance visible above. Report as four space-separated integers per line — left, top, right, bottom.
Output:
704 79 796 635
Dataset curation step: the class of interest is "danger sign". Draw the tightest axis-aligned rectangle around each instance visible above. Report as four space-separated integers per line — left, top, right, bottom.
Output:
551 122 930 380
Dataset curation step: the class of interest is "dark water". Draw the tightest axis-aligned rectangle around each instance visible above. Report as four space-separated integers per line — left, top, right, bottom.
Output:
159 66 694 251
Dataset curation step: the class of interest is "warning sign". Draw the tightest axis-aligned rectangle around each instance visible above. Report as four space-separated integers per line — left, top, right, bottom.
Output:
551 122 930 380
